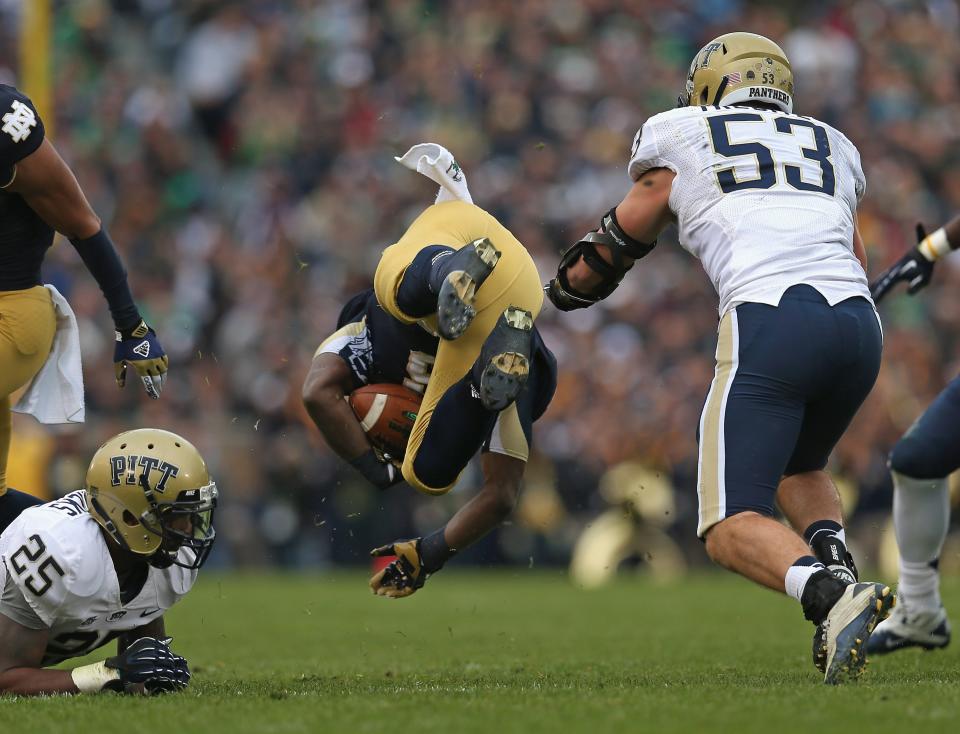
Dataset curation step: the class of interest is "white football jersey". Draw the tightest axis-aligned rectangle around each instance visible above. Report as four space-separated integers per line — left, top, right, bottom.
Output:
0 491 196 665
628 105 871 315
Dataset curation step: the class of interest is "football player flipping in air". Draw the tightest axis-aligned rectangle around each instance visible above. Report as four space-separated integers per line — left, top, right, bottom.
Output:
302 192 557 597
0 84 168 523
545 32 890 684
863 214 960 655
0 429 217 695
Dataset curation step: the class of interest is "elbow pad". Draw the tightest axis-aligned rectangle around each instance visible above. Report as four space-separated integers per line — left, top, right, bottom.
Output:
551 208 657 307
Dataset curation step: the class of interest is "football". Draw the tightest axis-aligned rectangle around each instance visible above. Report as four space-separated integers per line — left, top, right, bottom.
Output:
349 383 422 459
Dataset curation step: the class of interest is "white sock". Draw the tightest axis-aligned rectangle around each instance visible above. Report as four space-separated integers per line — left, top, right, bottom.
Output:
785 561 826 602
899 560 940 611
892 471 949 610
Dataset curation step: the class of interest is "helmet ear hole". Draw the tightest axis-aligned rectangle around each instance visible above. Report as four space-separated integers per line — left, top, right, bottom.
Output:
699 88 709 104
122 510 140 527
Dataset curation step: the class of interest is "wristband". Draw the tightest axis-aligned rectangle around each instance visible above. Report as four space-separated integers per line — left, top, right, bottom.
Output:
419 526 457 574
71 660 121 694
918 227 951 262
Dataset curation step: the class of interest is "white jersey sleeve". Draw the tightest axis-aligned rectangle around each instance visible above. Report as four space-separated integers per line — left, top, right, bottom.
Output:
627 105 871 315
628 119 679 180
0 565 46 629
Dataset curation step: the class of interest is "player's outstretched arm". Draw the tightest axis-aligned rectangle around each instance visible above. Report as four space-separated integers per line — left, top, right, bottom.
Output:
546 168 675 311
6 138 167 398
369 452 524 597
0 612 76 695
0 612 189 696
870 214 960 302
302 354 400 490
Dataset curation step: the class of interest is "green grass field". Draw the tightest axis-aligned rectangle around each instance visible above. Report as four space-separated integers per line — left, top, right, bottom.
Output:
1 571 958 733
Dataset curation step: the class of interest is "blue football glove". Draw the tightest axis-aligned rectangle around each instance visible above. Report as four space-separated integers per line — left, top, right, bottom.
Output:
114 319 168 399
104 637 190 694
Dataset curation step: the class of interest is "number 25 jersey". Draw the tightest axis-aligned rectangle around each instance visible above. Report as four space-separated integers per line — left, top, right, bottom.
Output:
629 105 871 316
0 491 196 665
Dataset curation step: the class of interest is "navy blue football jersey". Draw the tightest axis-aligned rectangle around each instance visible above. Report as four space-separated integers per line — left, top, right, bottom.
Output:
0 84 54 290
317 289 557 455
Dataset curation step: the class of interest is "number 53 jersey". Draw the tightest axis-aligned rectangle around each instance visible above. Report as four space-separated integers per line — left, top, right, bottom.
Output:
629 105 871 316
0 491 196 665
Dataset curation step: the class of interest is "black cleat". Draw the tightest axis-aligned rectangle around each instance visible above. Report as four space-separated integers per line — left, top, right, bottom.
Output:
436 238 501 340
473 306 533 411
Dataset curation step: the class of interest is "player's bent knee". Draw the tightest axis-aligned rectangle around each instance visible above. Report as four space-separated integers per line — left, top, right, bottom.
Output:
701 510 762 561
889 435 950 480
402 457 457 496
403 430 468 496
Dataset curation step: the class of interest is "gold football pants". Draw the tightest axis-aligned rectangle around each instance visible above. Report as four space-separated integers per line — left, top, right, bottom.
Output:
374 201 543 495
0 286 56 494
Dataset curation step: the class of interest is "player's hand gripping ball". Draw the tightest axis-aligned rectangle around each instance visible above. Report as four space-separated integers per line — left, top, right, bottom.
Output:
349 384 422 460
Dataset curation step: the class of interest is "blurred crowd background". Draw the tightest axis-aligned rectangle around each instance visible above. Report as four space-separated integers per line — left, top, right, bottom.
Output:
1 0 959 576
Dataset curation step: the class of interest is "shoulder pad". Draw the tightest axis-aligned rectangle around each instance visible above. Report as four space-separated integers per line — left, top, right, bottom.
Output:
647 106 704 125
0 84 45 170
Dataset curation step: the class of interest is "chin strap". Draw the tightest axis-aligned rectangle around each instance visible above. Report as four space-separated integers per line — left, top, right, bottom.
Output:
546 208 657 311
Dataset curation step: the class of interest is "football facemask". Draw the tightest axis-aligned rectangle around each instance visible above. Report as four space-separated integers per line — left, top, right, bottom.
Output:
140 475 218 570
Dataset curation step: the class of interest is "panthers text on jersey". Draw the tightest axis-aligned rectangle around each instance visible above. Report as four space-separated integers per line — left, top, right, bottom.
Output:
0 491 196 666
629 105 870 316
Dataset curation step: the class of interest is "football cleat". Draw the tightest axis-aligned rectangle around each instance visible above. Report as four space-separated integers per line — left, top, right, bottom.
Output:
473 306 533 412
864 601 950 655
812 564 859 674
822 582 894 685
436 238 501 340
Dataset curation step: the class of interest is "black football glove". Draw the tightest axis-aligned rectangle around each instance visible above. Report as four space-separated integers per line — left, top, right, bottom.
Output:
114 319 168 399
104 637 190 694
369 538 429 598
870 223 936 303
544 278 599 312
349 449 403 491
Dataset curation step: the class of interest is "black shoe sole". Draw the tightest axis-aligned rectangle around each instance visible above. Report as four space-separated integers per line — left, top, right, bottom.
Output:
477 307 533 411
437 238 501 341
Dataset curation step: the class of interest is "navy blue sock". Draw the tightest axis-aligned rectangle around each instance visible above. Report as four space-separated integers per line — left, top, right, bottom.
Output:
395 245 455 318
412 372 496 490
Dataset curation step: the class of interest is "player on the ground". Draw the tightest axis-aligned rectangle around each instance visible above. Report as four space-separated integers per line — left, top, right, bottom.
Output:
0 83 168 511
864 214 960 655
0 429 217 695
545 32 889 683
303 149 554 596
